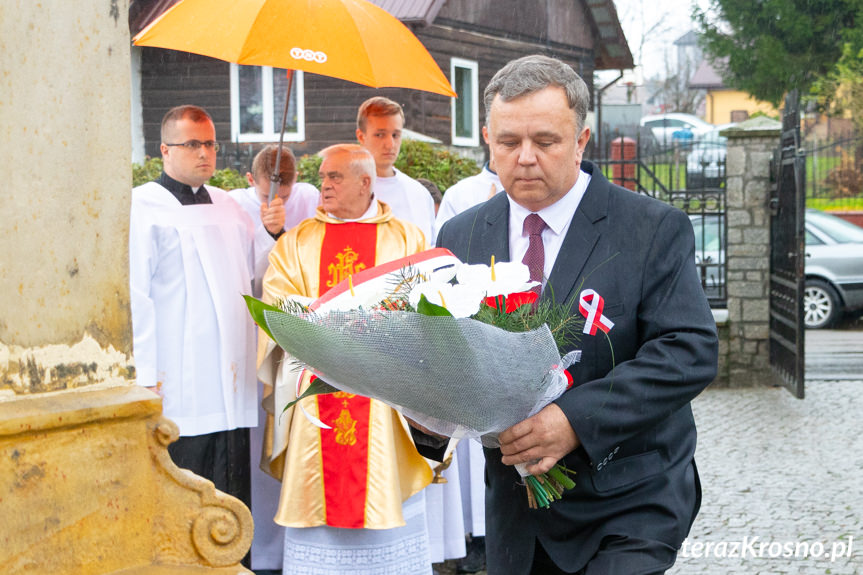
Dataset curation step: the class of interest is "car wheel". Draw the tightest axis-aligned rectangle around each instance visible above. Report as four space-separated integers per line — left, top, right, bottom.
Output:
803 279 841 329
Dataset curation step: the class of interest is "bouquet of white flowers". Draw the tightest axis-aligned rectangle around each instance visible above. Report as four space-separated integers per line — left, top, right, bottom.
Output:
247 248 611 508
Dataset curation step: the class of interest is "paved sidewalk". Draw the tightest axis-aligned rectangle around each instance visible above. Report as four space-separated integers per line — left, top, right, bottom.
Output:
669 379 863 574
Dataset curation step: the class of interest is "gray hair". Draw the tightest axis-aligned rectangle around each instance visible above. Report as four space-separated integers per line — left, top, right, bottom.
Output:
483 54 590 130
318 144 376 183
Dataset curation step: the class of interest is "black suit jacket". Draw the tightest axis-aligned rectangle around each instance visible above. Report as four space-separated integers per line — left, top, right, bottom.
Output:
436 161 719 573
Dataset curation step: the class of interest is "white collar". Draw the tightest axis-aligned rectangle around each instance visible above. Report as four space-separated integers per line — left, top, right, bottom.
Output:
327 197 379 222
507 169 591 235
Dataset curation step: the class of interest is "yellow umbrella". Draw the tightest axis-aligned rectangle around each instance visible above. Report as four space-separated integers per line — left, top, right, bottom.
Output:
133 0 456 199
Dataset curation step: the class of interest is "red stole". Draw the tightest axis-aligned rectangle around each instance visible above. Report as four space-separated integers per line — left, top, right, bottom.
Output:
316 222 378 528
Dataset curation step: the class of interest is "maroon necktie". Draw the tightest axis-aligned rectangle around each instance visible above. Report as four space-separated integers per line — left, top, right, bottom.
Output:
522 213 547 295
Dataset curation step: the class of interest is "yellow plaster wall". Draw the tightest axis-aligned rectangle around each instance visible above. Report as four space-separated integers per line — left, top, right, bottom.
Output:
705 90 778 125
0 1 133 392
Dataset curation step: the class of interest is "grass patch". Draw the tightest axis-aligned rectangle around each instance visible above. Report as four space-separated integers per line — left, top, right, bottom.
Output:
806 197 863 211
600 161 688 191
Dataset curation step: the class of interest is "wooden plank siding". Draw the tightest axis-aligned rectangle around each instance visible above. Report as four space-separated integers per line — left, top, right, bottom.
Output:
138 0 603 168
140 49 231 159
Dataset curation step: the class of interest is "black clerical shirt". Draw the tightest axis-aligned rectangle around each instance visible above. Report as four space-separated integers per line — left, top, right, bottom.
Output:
157 172 213 206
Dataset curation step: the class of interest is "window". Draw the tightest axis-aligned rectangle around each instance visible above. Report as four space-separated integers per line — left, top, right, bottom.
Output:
451 58 479 147
805 230 823 245
230 64 304 143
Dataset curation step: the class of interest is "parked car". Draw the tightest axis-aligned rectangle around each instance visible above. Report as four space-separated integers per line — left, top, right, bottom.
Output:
804 209 863 328
640 113 714 147
685 123 736 189
690 210 863 328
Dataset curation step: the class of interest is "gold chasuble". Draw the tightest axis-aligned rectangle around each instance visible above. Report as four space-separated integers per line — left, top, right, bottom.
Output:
259 201 432 529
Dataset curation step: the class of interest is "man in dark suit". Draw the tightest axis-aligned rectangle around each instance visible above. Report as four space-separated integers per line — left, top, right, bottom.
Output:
436 55 718 574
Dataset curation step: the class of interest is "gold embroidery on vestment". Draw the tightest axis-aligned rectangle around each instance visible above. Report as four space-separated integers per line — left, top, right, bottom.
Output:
334 409 358 446
327 247 367 288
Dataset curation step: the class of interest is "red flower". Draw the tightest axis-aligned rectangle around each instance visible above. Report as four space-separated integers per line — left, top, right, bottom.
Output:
484 291 538 313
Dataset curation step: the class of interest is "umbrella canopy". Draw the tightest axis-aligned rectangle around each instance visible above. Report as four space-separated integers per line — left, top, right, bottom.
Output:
132 0 456 97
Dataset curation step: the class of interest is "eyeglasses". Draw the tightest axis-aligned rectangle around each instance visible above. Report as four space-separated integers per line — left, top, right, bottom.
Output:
164 140 221 152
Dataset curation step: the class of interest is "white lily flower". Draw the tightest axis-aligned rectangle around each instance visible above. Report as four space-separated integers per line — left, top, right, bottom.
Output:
426 263 458 284
409 281 485 318
456 259 539 297
408 281 444 310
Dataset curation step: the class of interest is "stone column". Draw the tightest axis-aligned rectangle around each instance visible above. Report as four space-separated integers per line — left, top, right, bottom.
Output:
0 1 133 393
721 117 782 386
0 3 252 571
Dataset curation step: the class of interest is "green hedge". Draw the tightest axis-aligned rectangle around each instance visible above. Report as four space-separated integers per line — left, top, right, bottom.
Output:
132 157 247 190
395 140 480 192
135 140 481 194
131 157 164 187
297 140 480 192
296 154 323 188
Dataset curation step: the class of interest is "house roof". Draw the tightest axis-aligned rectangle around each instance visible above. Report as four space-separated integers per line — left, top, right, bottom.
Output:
366 0 447 26
129 0 179 36
584 0 634 70
689 59 725 90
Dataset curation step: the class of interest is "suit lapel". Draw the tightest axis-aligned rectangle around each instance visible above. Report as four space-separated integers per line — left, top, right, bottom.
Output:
544 162 610 306
467 192 510 265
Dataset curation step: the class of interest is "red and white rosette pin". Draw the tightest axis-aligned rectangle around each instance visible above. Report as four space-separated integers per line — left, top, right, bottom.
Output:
579 289 614 335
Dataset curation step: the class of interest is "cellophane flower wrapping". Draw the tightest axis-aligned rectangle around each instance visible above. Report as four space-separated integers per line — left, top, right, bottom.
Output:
260 307 573 446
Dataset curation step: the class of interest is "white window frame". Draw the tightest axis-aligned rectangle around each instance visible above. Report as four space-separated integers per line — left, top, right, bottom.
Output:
450 58 479 147
230 64 305 143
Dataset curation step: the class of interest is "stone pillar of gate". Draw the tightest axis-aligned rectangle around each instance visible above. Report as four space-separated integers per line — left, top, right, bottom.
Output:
0 2 252 572
720 117 783 387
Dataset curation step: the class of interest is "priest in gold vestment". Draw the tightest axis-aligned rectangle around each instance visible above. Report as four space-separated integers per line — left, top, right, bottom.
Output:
258 144 435 574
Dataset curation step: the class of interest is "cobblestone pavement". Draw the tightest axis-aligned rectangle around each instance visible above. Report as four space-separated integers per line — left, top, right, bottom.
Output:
669 378 863 575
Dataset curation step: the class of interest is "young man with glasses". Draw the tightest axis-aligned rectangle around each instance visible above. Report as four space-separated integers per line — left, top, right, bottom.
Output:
129 106 258 549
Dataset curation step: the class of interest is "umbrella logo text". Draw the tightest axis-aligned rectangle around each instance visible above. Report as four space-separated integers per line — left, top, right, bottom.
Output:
291 47 328 64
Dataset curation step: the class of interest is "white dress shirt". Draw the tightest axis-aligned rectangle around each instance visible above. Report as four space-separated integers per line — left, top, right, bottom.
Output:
507 170 591 290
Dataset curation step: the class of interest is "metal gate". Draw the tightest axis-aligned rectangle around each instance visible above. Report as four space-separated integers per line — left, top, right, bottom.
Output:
769 90 806 399
592 138 727 307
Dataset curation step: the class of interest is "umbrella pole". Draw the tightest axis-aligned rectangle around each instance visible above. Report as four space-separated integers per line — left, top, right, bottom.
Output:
268 69 295 203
